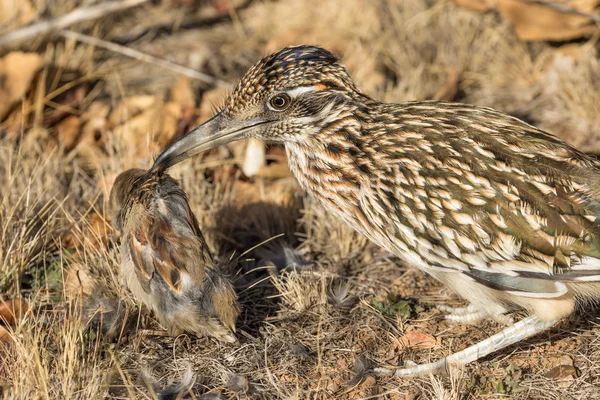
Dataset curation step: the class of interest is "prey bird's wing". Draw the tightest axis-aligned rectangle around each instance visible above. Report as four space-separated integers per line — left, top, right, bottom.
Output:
360 102 600 298
127 185 214 293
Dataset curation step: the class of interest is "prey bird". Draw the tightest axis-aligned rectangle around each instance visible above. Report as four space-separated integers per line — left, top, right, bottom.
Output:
151 45 600 375
110 169 240 342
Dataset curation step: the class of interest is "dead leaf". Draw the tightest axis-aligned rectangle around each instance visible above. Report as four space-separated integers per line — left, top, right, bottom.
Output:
0 299 29 326
81 101 110 137
74 101 110 168
545 365 578 379
63 212 111 251
433 67 460 101
255 162 292 179
108 95 159 126
98 171 120 200
0 0 35 33
64 265 95 300
3 97 32 139
56 115 81 151
0 52 43 120
111 100 164 166
451 0 494 12
498 0 598 41
157 102 183 148
394 331 436 351
0 326 11 344
169 76 196 109
168 77 196 140
198 88 228 123
213 0 234 13
453 0 600 41
232 177 301 207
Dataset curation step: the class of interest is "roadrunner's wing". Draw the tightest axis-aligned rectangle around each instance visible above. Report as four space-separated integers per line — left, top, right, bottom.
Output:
360 102 600 298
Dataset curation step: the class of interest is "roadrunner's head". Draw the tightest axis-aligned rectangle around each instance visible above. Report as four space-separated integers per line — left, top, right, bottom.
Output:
152 45 361 171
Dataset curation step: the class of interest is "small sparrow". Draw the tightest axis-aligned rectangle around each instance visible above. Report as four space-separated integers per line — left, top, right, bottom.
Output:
110 168 239 342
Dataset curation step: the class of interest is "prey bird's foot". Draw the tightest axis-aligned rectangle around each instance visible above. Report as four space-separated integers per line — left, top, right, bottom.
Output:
374 316 559 377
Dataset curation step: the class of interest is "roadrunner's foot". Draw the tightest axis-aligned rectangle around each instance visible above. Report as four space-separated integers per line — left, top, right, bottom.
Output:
437 304 515 325
437 304 486 323
374 315 559 377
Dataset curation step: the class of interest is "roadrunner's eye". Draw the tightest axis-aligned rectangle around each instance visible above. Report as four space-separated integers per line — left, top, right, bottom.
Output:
268 93 291 111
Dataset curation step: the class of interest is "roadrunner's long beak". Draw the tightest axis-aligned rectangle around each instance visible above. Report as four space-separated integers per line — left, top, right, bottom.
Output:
152 113 267 172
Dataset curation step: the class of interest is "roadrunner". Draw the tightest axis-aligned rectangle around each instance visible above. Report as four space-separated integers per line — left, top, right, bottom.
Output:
152 45 600 375
110 169 239 342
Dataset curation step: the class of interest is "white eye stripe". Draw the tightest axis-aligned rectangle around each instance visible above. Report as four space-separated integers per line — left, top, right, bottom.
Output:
284 86 316 98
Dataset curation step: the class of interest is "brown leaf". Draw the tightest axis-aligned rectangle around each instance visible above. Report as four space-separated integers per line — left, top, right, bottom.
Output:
545 365 578 379
98 171 120 200
63 212 111 250
0 326 12 344
0 299 29 326
255 163 292 179
232 177 301 208
56 115 81 151
198 88 229 124
64 265 95 300
0 0 35 33
157 102 183 148
169 76 195 109
74 101 110 169
81 101 110 139
394 331 436 351
108 95 159 126
433 67 460 101
213 0 234 12
451 0 494 12
3 97 32 139
495 0 599 41
0 52 43 120
111 102 163 166
452 0 600 41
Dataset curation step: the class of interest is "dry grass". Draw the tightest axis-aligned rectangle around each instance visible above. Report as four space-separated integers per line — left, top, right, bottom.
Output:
1 0 600 398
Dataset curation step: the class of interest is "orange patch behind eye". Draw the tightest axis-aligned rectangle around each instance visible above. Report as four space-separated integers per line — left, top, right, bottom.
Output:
313 83 328 91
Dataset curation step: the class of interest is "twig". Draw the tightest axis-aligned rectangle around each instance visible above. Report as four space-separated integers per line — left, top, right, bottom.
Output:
524 0 600 25
0 0 150 48
110 0 256 45
58 30 232 89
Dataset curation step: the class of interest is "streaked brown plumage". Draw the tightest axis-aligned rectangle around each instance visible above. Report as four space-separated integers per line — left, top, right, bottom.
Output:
151 45 600 374
110 169 239 342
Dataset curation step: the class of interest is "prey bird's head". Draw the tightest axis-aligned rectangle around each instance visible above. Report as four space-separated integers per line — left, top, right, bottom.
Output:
109 168 146 231
109 168 161 231
152 45 362 171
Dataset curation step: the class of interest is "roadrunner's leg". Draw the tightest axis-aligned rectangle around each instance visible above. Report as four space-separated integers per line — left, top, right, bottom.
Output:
374 315 559 377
